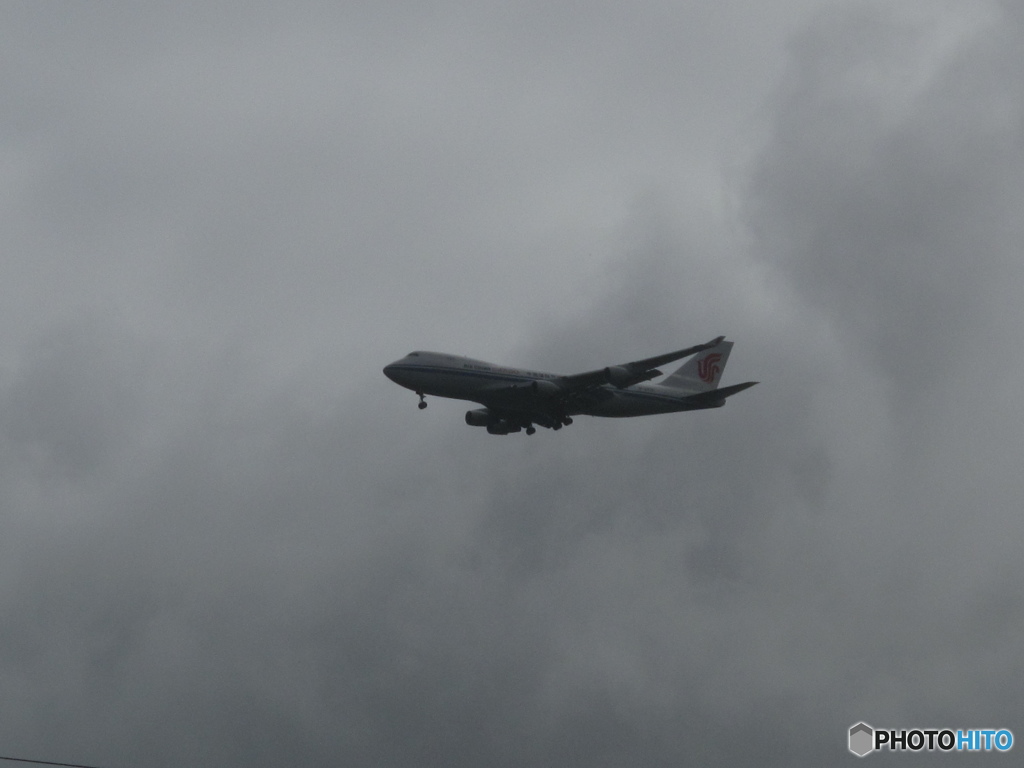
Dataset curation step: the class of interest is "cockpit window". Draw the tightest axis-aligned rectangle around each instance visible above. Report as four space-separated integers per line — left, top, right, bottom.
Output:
408 352 420 357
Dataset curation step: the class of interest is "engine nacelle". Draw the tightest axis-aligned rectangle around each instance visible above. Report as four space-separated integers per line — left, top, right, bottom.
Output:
530 379 562 396
604 365 662 388
465 409 493 427
604 365 634 388
467 409 522 434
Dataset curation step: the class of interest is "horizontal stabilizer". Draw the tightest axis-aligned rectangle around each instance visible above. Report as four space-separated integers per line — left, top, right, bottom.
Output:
680 380 758 408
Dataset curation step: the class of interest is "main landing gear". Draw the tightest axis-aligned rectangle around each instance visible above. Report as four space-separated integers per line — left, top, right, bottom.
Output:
417 392 427 409
525 426 536 435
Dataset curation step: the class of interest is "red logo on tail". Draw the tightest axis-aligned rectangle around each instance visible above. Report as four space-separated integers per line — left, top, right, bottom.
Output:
697 353 722 383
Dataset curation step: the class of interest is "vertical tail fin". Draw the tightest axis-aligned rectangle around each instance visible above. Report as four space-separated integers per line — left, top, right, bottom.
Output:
659 341 733 393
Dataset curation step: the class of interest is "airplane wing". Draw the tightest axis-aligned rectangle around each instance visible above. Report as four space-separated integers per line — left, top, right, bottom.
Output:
473 336 734 431
479 335 727 408
556 335 726 391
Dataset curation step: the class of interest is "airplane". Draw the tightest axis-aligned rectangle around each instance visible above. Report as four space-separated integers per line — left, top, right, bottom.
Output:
383 336 757 435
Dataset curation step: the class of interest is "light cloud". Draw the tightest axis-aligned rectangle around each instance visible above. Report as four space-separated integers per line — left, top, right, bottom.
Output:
1 1 1021 766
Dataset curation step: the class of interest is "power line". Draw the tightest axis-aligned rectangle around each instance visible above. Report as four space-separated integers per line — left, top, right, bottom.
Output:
0 756 112 768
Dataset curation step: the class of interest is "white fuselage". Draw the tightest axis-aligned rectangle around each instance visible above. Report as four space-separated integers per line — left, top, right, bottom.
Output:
383 351 715 418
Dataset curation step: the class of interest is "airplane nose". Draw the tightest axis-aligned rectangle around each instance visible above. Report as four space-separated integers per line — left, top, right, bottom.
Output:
383 363 398 382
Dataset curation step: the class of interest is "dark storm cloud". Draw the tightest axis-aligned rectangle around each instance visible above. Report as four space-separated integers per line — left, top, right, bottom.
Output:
2 2 1023 767
1 287 822 767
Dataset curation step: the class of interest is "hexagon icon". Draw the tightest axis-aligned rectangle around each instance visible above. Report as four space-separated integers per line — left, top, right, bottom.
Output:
849 722 874 757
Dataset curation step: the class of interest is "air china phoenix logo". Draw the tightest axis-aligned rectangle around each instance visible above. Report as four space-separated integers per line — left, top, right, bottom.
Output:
697 353 722 383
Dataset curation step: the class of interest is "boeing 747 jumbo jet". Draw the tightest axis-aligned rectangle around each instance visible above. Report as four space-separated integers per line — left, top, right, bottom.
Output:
383 336 756 435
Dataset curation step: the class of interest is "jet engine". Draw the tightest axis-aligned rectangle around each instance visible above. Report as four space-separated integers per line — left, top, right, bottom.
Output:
530 379 562 396
604 365 633 388
604 365 661 388
465 409 493 427
466 409 522 434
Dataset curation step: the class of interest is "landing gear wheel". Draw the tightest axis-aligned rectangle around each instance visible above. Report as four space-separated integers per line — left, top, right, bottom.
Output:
525 426 536 435
552 422 561 431
562 416 573 426
417 393 427 409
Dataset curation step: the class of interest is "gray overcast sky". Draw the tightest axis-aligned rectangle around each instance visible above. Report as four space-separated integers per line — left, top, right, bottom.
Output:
2 1 1023 766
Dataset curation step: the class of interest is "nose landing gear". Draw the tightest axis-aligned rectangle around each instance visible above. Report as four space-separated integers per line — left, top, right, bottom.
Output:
417 393 427 409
